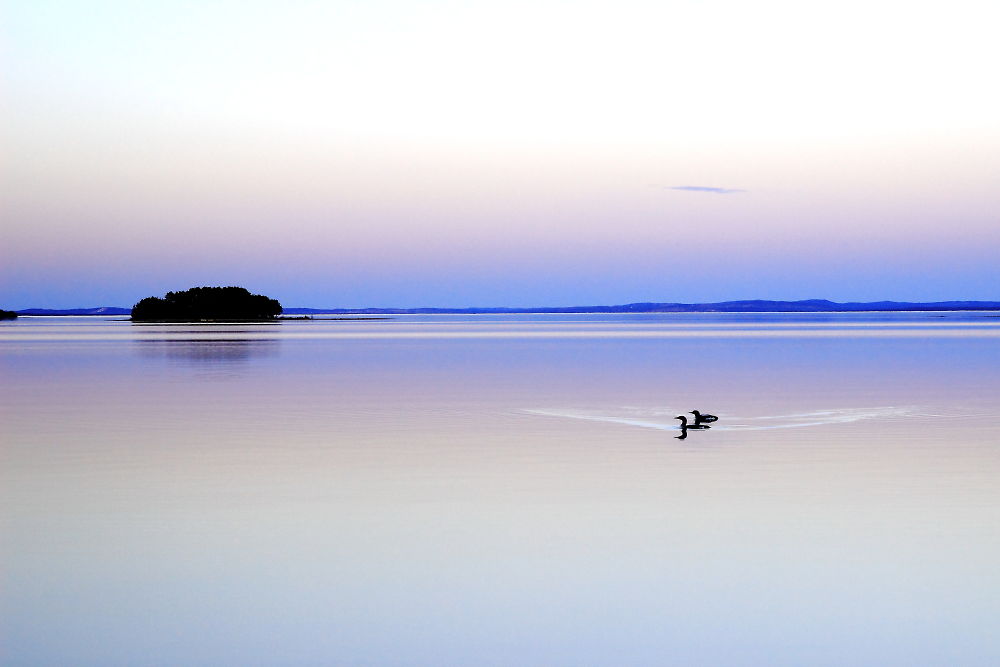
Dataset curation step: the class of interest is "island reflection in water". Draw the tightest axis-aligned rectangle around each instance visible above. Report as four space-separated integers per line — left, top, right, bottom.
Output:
2 313 1000 666
134 338 280 364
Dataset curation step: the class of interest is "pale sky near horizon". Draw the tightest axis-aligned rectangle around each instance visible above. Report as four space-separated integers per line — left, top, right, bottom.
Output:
3 0 998 308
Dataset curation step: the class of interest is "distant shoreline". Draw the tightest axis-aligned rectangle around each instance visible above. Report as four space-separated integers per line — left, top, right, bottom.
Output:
12 299 1000 317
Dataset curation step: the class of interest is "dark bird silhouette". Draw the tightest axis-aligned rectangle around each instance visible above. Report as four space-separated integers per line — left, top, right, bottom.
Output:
676 415 710 430
690 410 718 425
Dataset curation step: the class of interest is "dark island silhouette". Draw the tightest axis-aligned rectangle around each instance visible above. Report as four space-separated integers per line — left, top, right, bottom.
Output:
131 286 282 322
0 308 17 320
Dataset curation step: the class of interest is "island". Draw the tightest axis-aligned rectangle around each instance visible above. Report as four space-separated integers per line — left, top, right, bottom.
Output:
131 286 282 322
0 309 17 320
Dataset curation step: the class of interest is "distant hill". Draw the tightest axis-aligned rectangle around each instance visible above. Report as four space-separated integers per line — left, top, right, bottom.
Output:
15 307 131 316
283 299 1000 314
17 299 1000 316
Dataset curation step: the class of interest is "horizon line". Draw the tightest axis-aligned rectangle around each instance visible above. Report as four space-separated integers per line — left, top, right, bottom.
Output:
12 298 1000 315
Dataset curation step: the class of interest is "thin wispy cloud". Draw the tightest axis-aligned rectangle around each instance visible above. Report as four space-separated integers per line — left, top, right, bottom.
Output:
669 186 746 194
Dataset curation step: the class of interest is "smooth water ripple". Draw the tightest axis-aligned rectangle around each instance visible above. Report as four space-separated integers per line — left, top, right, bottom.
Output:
524 405 928 432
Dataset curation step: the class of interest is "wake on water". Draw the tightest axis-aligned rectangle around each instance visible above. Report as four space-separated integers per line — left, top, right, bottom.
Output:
523 406 934 432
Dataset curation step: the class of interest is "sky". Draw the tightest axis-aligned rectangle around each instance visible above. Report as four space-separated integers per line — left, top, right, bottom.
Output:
2 0 998 309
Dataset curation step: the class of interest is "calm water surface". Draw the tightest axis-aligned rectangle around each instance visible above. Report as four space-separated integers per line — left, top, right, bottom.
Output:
3 313 1000 665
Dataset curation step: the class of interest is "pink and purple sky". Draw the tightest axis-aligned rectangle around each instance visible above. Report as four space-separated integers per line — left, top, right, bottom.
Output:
3 0 998 309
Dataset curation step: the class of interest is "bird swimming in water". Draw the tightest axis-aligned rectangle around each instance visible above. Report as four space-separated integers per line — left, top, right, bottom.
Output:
676 415 711 430
690 410 718 425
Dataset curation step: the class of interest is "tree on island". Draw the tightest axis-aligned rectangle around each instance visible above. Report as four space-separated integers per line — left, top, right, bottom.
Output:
131 286 282 322
0 308 17 320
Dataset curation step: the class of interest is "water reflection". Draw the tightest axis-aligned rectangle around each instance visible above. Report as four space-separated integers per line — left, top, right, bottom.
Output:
4 314 1000 666
134 338 280 364
674 425 710 440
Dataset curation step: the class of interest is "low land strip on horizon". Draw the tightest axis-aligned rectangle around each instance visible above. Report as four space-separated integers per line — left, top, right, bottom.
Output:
12 299 1000 316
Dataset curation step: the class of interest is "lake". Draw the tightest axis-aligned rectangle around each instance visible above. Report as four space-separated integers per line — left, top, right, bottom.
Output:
2 312 999 666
